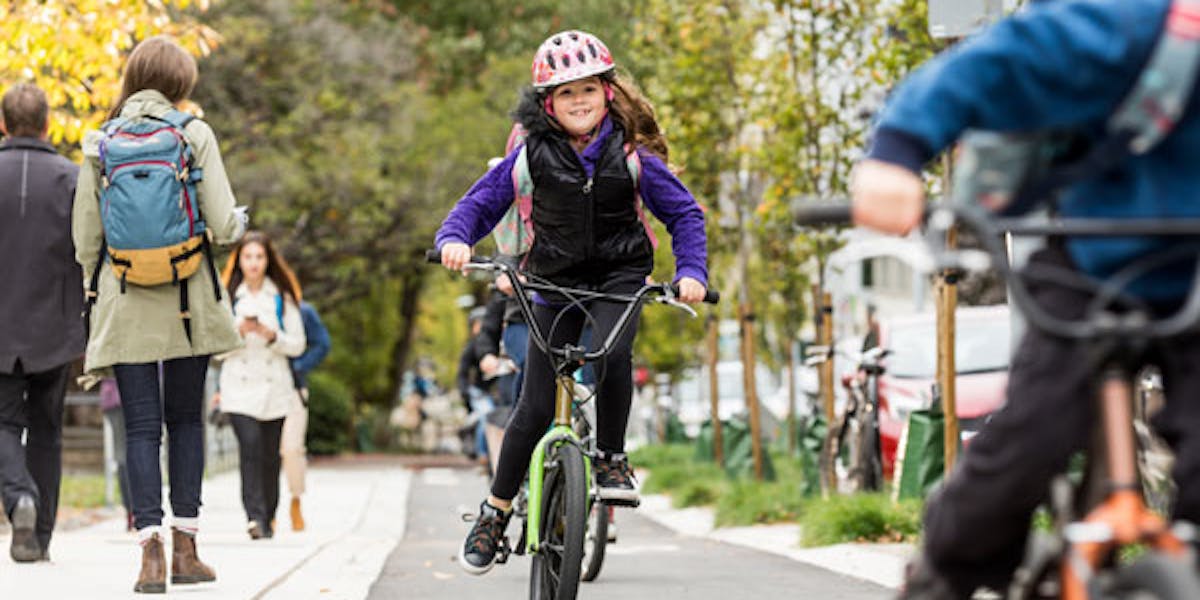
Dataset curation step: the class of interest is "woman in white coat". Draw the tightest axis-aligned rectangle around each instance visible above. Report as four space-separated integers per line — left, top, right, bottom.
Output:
217 231 305 539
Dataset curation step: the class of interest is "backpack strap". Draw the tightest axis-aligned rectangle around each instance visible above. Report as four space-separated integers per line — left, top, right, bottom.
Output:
1012 0 1200 213
624 144 660 249
275 293 286 332
511 145 536 252
1110 0 1200 154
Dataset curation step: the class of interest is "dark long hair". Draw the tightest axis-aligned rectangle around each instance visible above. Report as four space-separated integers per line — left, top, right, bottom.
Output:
107 36 198 121
221 231 303 304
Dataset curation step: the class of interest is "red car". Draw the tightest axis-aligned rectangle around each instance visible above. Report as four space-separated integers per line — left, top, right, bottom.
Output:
873 305 1012 479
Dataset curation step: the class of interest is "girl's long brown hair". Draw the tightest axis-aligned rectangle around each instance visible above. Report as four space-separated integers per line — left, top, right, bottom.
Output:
605 72 670 163
107 36 198 121
222 231 303 305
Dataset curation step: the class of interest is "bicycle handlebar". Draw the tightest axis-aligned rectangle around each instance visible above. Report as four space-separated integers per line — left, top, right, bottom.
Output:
792 200 1200 340
425 249 719 366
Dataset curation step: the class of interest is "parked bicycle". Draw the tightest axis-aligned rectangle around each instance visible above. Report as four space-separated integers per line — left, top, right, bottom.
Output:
806 344 888 494
427 250 717 600
794 202 1200 599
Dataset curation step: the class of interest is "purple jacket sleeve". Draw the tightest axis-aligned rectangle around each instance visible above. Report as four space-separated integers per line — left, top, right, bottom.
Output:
434 149 520 249
637 151 709 288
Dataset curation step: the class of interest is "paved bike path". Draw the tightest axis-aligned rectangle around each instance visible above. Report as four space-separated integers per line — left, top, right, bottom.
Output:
369 467 890 599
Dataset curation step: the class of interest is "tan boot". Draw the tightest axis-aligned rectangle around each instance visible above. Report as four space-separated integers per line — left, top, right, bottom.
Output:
170 527 216 585
134 533 166 594
290 497 305 531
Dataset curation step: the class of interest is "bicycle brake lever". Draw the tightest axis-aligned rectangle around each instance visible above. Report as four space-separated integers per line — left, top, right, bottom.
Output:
658 296 698 317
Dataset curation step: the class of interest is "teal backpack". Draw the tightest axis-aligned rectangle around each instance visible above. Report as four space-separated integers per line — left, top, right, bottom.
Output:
492 123 659 257
87 109 222 341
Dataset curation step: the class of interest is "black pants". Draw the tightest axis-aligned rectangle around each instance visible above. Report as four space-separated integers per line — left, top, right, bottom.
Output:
491 280 642 500
229 414 284 528
0 362 68 551
926 246 1200 594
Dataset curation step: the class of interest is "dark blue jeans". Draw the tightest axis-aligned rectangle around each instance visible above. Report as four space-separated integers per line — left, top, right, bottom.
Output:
113 356 209 531
500 321 529 407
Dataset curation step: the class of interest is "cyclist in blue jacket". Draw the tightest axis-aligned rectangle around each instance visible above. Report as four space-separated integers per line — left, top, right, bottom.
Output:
853 1 1200 596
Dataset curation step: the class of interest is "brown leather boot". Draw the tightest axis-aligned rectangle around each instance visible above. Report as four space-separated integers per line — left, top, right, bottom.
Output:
290 497 305 531
134 533 166 594
171 527 216 585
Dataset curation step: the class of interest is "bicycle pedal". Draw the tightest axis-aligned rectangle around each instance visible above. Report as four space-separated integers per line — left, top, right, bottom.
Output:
494 538 513 565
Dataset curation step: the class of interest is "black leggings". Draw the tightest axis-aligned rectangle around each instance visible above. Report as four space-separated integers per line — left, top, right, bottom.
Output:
229 414 285 527
490 281 642 500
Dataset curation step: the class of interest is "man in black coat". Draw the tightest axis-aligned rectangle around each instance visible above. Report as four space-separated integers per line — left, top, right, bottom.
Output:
0 83 84 562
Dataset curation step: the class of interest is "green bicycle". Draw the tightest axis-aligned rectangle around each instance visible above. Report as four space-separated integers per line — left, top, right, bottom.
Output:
431 251 717 600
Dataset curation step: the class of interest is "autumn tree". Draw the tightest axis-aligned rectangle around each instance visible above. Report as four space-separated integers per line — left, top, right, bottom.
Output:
0 0 219 146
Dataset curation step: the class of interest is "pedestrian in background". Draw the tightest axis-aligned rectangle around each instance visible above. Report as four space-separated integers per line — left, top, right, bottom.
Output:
74 35 246 593
282 300 331 531
218 231 306 540
0 82 85 563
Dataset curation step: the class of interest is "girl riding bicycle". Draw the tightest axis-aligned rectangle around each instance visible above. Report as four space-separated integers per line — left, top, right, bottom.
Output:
436 30 709 575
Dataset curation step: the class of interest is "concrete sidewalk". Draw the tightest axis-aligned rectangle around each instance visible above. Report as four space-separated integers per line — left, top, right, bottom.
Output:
0 462 411 599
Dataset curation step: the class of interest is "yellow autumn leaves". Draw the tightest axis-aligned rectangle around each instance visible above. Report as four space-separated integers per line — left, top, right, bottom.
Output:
0 0 220 145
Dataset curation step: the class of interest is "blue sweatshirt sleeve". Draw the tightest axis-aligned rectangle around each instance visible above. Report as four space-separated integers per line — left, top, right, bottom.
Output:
637 150 709 287
868 0 1167 171
434 148 520 249
292 303 331 376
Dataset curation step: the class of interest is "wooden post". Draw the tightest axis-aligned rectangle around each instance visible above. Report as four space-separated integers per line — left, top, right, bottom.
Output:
812 285 836 494
740 303 765 480
938 229 960 472
786 337 797 455
819 292 835 424
707 313 724 466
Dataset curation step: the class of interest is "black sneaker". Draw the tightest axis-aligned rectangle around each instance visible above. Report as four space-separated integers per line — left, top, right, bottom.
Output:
594 453 639 505
459 501 512 575
9 495 40 563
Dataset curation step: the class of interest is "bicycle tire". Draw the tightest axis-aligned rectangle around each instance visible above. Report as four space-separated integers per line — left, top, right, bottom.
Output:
529 443 587 600
1104 553 1200 600
580 499 608 582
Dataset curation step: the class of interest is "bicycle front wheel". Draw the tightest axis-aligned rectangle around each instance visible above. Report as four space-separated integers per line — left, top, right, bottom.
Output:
529 443 588 600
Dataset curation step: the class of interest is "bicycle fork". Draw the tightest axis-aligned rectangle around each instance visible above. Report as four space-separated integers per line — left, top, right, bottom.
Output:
1061 369 1190 599
525 375 592 555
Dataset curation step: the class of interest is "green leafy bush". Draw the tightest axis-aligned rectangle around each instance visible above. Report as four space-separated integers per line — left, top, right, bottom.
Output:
306 372 354 455
714 478 806 527
799 494 922 546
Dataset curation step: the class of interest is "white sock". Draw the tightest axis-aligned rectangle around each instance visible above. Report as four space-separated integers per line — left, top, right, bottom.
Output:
173 516 200 536
137 525 164 545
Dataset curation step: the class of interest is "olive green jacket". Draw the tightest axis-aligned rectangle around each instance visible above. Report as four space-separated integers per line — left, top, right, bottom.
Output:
73 90 245 373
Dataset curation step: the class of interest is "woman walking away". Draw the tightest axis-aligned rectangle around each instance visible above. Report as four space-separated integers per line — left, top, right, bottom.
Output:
435 30 710 575
73 35 246 593
219 231 306 540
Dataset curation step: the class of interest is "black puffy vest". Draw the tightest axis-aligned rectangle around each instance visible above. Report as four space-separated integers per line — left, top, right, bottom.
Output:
525 126 654 287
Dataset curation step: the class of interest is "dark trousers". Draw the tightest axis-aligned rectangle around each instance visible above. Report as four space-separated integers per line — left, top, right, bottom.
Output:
491 280 642 500
228 414 284 528
926 246 1200 594
0 362 69 551
113 356 209 531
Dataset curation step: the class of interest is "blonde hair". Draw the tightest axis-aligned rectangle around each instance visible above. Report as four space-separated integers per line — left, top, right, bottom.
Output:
107 36 198 120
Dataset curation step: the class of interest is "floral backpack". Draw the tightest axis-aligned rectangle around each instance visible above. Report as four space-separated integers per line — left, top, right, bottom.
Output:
492 123 659 257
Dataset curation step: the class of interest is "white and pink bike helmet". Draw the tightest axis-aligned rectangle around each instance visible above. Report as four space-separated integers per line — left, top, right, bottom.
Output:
531 30 615 90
